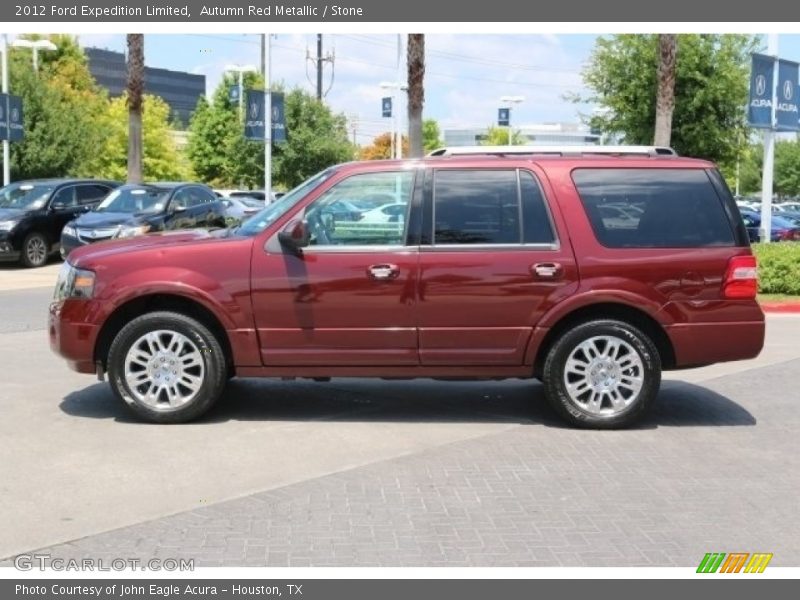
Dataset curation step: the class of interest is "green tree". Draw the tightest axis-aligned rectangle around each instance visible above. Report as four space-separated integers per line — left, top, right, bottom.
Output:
360 132 409 160
2 35 106 180
189 80 353 188
480 125 526 146
578 34 758 168
90 94 191 182
422 119 443 153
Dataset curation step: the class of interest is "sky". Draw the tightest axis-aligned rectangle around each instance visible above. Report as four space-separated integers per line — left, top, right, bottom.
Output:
61 33 800 145
75 33 598 143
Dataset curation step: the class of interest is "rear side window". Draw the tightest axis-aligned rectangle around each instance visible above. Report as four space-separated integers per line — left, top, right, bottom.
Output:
572 168 735 248
433 169 555 245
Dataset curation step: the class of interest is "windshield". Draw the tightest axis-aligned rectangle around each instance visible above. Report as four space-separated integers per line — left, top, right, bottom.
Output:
0 182 54 210
236 168 337 236
96 187 170 214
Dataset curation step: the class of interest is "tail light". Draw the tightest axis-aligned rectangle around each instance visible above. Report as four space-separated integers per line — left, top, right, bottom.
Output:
723 255 758 299
776 229 792 241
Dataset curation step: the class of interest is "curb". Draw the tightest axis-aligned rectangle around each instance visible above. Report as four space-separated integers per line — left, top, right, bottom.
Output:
760 302 800 313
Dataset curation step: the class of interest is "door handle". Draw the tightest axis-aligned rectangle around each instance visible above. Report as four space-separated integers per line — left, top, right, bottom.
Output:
531 262 563 279
367 264 400 281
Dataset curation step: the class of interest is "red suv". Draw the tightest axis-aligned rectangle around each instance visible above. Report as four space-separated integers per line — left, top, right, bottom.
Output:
49 148 765 428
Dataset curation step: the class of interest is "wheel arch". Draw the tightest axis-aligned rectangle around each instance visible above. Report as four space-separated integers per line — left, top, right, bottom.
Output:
531 302 676 378
94 293 234 375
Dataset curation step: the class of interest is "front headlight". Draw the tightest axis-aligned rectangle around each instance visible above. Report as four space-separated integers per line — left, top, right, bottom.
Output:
53 262 95 300
0 220 19 232
62 224 77 238
115 224 151 239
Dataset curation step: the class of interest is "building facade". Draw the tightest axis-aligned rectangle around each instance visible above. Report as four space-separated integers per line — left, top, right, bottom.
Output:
85 47 205 128
443 123 600 147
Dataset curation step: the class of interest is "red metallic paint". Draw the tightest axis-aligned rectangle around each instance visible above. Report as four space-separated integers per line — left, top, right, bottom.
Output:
49 155 765 380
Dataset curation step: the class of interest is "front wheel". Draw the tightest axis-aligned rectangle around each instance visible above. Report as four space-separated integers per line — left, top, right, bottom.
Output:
542 319 661 429
21 232 49 268
106 311 227 423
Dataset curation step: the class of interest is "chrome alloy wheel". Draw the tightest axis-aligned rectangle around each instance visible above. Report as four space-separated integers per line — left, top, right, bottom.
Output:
26 236 47 265
563 335 644 416
123 330 205 409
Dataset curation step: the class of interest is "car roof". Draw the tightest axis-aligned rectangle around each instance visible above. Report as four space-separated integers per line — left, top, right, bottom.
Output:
332 154 715 173
11 178 119 186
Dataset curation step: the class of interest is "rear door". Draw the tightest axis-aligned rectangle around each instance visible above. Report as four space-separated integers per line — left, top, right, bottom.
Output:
416 167 579 366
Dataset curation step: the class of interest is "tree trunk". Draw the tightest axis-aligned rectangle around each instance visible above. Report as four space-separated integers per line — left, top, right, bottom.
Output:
126 34 144 183
654 34 677 148
407 34 425 158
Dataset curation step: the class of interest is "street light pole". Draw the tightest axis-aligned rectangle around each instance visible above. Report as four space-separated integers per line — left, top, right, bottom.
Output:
263 34 272 200
760 33 778 244
499 95 525 145
2 34 9 186
11 38 57 74
225 64 257 121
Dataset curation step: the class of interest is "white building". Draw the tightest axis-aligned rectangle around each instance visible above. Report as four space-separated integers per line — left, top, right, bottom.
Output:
443 122 600 147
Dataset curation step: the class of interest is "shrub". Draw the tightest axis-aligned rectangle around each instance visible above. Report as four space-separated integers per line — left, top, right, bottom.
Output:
752 242 800 295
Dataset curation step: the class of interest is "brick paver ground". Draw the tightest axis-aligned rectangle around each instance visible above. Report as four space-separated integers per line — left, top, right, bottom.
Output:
10 358 798 567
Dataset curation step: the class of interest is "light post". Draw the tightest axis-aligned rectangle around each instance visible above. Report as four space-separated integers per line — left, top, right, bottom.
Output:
380 80 408 159
225 64 257 120
1 35 9 186
11 38 57 73
499 95 525 145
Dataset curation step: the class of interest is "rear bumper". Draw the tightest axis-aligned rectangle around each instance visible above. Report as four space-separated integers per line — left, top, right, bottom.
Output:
48 300 100 374
665 320 765 367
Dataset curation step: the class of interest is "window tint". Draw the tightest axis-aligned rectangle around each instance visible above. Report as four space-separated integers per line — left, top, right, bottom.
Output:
304 171 413 246
572 169 735 248
434 170 520 244
520 171 555 244
76 184 111 205
189 187 216 206
51 186 77 208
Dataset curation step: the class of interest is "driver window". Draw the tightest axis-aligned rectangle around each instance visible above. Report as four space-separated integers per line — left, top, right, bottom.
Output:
303 171 413 247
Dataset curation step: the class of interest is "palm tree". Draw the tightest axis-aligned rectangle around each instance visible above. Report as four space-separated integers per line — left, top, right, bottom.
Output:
407 34 425 158
654 34 677 148
126 34 144 183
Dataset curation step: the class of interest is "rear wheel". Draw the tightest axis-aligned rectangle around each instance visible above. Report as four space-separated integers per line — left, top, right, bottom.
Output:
106 311 227 423
542 319 661 429
21 232 49 268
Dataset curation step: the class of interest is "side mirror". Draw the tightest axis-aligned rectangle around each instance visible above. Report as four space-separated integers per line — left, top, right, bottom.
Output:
50 201 69 211
278 219 310 254
172 205 187 213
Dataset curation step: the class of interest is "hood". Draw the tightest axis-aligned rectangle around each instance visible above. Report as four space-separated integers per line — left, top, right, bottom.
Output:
73 211 143 228
68 228 238 265
0 207 29 221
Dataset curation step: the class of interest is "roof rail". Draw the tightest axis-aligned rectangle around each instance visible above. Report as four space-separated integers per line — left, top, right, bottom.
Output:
427 145 677 157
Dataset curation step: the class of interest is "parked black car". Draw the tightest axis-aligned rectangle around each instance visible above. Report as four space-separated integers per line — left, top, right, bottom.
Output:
0 179 119 267
60 182 227 257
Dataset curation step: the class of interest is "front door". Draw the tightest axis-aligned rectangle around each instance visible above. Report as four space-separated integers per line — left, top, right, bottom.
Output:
251 169 420 366
417 167 578 366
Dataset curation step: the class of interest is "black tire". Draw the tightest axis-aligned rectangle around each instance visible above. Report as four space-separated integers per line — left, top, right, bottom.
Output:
542 319 661 429
106 311 227 423
20 231 49 268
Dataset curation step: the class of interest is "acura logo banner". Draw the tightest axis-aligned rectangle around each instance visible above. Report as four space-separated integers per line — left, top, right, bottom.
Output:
244 90 286 143
749 53 774 129
776 58 800 132
0 93 24 142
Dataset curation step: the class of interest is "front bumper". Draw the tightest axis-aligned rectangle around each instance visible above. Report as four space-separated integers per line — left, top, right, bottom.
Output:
0 233 21 261
48 299 100 374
